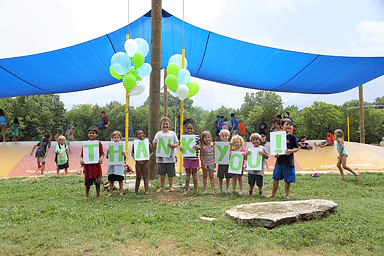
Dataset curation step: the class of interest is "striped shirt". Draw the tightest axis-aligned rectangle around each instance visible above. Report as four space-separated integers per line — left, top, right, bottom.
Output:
203 144 215 165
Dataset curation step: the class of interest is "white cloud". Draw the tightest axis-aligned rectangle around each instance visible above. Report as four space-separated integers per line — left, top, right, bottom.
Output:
356 20 384 44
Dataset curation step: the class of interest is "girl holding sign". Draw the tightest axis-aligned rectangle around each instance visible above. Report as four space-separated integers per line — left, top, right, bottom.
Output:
132 130 154 195
200 131 216 195
267 118 299 199
229 135 246 195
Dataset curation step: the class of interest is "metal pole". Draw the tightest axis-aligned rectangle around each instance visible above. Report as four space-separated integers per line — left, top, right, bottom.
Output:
148 0 162 180
359 85 365 143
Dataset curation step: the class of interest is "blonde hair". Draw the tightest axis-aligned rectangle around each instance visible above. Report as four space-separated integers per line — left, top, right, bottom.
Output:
200 131 212 147
58 135 66 141
160 116 171 125
111 131 122 139
230 135 244 149
219 129 230 137
334 129 344 141
249 133 261 141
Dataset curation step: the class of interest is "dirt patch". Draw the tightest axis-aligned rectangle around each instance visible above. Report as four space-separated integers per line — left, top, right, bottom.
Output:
146 192 198 204
0 176 10 180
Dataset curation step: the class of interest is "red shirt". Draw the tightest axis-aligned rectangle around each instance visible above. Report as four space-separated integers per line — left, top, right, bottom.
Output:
326 134 334 145
81 141 104 179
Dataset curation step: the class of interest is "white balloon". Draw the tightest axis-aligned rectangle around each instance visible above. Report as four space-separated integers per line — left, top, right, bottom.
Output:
138 63 152 78
177 69 191 85
176 84 189 101
168 54 188 69
124 39 138 57
130 81 146 96
134 38 149 57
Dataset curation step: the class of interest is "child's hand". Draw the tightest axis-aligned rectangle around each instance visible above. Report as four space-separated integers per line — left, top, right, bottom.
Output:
274 154 279 158
30 152 33 156
98 158 103 164
247 151 251 155
192 145 199 151
59 152 63 156
122 151 126 157
107 149 110 153
80 160 85 165
337 156 341 160
180 147 184 152
168 143 175 148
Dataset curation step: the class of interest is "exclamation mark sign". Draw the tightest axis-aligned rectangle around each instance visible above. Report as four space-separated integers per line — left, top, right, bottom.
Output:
275 134 283 154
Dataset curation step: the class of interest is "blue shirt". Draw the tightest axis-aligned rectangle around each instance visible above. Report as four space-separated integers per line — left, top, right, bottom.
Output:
214 120 220 131
259 122 267 134
231 118 239 130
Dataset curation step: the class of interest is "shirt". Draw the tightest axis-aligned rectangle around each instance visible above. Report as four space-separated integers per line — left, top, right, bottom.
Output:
231 118 239 130
326 134 334 145
247 145 268 176
259 122 267 133
153 130 179 163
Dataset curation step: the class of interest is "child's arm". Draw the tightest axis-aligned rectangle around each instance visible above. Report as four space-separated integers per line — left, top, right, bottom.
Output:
149 143 155 158
30 145 37 155
259 150 269 159
200 147 207 169
98 154 104 164
337 138 344 158
93 109 101 117
45 145 49 157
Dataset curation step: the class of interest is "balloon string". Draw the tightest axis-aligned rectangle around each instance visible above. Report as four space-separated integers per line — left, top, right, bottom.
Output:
182 0 185 51
127 0 130 39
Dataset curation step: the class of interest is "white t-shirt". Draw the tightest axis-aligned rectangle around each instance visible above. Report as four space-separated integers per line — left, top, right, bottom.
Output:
153 130 179 163
380 141 384 147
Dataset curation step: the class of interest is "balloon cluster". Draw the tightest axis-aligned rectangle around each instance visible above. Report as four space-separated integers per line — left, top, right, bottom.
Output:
165 54 199 100
109 38 152 96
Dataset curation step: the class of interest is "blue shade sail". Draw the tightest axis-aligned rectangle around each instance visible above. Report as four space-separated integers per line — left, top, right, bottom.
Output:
1 9 384 98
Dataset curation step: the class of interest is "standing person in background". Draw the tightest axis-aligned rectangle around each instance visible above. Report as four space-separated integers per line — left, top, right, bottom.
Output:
30 133 51 175
214 115 221 141
270 121 277 132
65 125 75 141
276 115 282 123
10 117 20 142
223 117 230 131
239 118 246 140
0 109 7 142
230 113 239 137
259 118 268 136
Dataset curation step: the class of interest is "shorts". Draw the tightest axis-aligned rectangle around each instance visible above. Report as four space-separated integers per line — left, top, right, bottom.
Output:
202 164 215 171
183 158 199 170
108 174 124 182
272 164 296 183
157 163 176 177
37 157 46 163
94 124 106 131
231 129 239 136
84 177 103 186
57 162 69 170
248 173 263 187
217 164 232 179
215 129 220 137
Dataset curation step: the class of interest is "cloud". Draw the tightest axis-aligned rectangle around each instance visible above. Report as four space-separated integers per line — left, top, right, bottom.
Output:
355 20 384 44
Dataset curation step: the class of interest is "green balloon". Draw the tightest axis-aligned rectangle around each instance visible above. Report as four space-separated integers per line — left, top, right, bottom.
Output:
128 67 135 74
167 63 179 76
165 75 178 92
123 74 137 92
109 66 123 80
132 52 145 68
137 77 142 81
133 68 139 80
186 81 199 99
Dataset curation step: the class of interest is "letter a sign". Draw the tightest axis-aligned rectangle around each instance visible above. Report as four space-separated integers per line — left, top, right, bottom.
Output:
134 139 150 161
83 141 99 164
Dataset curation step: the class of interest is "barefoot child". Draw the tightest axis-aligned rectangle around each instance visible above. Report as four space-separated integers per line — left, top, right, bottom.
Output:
30 133 51 175
10 117 20 142
267 118 299 199
80 127 104 199
334 129 359 181
153 117 179 192
106 131 126 196
217 129 232 193
181 122 200 195
200 131 216 194
132 129 154 195
230 135 246 194
0 109 7 142
247 133 269 196
55 135 69 175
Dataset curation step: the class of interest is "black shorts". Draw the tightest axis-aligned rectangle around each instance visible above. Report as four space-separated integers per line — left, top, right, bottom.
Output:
108 174 124 182
157 163 176 177
248 173 263 187
215 130 220 137
84 177 103 186
57 162 69 170
217 164 232 179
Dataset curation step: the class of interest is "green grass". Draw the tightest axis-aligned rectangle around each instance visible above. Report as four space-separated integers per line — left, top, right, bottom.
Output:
0 173 383 255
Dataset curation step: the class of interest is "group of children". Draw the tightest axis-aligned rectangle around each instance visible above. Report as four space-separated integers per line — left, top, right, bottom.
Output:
0 109 20 142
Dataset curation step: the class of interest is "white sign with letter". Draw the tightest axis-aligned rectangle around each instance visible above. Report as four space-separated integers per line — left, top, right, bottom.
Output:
181 135 197 157
247 148 262 171
108 141 125 165
134 139 150 161
156 136 174 158
215 142 230 164
228 151 243 175
83 141 99 164
270 131 287 156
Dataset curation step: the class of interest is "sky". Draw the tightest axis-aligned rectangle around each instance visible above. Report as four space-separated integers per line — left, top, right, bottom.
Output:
1 0 384 111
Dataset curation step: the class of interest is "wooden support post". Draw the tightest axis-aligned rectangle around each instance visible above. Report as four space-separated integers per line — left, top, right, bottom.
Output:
148 0 162 180
359 85 365 143
164 69 168 117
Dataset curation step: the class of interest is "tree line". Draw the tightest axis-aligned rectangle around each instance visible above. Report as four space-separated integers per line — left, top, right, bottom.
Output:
1 92 383 144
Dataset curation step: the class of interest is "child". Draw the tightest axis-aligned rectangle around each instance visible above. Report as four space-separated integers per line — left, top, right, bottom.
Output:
217 129 232 193
132 129 154 195
223 117 230 131
106 131 126 196
334 129 359 181
80 127 104 199
200 130 216 194
230 113 239 137
30 133 51 175
260 134 267 146
275 120 283 132
270 121 277 132
93 109 110 131
65 125 75 141
247 133 269 196
267 118 299 199
259 118 268 136
380 137 384 147
239 118 246 140
230 135 246 194
55 135 69 175
0 109 7 142
315 130 334 147
153 117 179 192
179 122 200 195
298 135 312 150
10 117 20 142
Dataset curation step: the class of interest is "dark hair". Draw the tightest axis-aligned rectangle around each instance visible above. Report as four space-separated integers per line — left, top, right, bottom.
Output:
221 116 224 119
277 115 282 119
216 115 220 118
0 109 4 116
42 133 51 142
13 117 19 124
183 119 193 126
301 135 306 139
184 121 194 128
101 111 106 114
327 130 332 133
231 113 235 117
224 118 227 121
281 118 292 126
136 129 146 135
88 126 99 134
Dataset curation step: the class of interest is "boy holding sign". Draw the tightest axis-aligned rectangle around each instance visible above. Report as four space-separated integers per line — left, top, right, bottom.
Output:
106 131 126 197
80 127 104 199
132 130 154 195
153 117 179 192
267 118 299 199
216 130 232 193
247 133 269 196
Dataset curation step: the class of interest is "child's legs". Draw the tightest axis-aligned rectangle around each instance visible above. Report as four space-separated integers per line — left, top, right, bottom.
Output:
168 176 174 191
238 175 243 193
341 155 358 177
208 168 215 193
218 178 223 190
271 180 279 195
118 181 124 195
336 157 344 177
158 175 166 191
85 185 90 198
135 162 143 192
202 168 208 192
284 182 291 198
1 126 5 141
40 162 45 174
142 161 150 193
56 166 60 175
64 168 68 175
191 170 198 192
225 177 231 189
96 184 100 198
109 181 115 195
232 175 238 192
185 168 191 191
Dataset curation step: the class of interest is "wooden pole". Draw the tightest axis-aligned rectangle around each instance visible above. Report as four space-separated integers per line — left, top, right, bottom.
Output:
359 85 365 143
148 0 162 180
164 69 168 117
